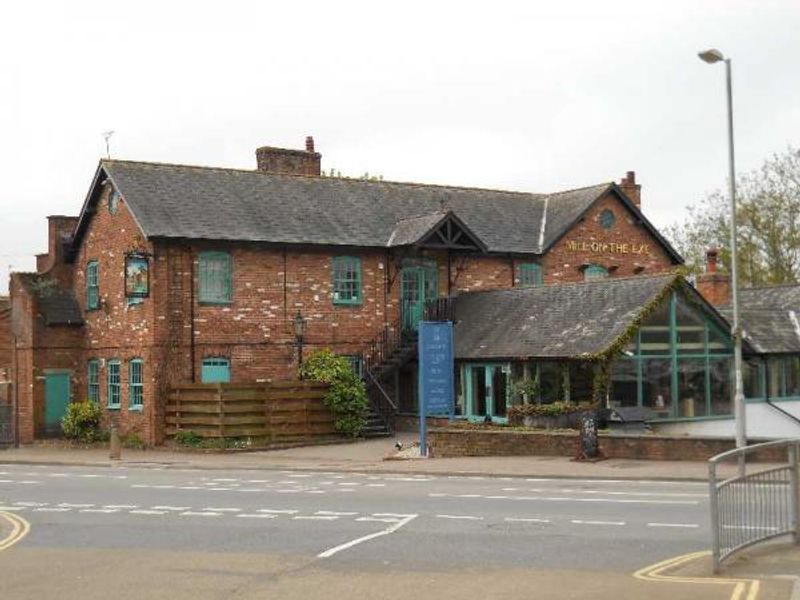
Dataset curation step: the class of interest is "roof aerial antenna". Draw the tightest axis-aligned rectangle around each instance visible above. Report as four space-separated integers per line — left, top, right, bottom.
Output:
102 130 115 159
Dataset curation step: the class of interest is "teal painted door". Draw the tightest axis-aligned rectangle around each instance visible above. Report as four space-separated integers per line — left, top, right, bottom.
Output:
44 373 70 433
465 364 510 423
201 358 230 383
400 265 437 331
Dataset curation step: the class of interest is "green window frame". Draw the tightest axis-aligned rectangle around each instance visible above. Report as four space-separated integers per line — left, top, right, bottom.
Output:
86 261 99 310
584 265 609 281
198 251 233 304
518 263 543 287
332 256 362 305
87 360 100 403
201 357 231 383
107 360 121 409
129 359 143 409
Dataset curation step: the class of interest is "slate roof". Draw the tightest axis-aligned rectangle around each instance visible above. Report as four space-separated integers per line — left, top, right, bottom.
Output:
452 274 677 359
17 275 84 327
387 212 452 247
718 284 800 354
72 160 682 260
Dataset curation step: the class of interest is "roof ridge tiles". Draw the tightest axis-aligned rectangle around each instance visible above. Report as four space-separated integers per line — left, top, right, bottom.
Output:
545 181 613 198
101 159 550 197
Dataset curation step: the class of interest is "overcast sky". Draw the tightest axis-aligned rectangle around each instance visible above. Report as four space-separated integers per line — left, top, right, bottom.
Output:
1 0 799 293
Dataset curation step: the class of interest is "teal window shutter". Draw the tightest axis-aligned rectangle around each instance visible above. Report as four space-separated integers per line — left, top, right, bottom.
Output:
332 256 362 305
198 251 232 304
107 360 121 408
129 359 144 408
86 261 99 310
584 265 609 281
201 358 230 383
87 360 100 403
518 263 543 287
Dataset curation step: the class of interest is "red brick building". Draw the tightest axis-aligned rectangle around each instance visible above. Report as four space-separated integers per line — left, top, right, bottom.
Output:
9 138 683 444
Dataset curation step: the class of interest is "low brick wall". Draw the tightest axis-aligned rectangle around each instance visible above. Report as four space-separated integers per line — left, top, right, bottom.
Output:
428 428 784 462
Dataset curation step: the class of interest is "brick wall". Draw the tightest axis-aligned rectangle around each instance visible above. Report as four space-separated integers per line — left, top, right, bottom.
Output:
429 428 785 461
543 190 676 283
0 298 10 374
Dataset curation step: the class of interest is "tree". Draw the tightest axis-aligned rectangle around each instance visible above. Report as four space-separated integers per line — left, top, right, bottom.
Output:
666 147 800 287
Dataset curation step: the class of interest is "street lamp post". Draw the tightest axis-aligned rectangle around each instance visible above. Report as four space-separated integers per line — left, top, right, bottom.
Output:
698 48 747 453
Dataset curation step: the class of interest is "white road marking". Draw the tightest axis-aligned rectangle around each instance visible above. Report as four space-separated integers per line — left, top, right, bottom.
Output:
58 503 95 508
571 519 626 526
178 486 202 490
18 481 39 485
34 507 71 512
356 517 400 523
257 509 298 514
14 502 47 507
428 492 699 506
504 517 551 523
287 474 312 478
80 509 119 514
131 484 150 488
365 484 386 488
337 482 360 486
79 474 102 478
152 506 191 511
209 488 234 491
151 485 176 489
0 480 15 483
236 513 277 519
429 493 446 497
306 490 326 494
337 489 356 493
457 494 482 498
48 474 69 477
316 511 358 516
246 480 270 484
502 488 519 492
105 505 138 509
277 489 301 494
529 488 706 498
0 506 26 511
436 514 484 521
318 513 418 559
180 511 222 517
293 515 339 521
212 478 238 482
130 510 167 515
647 522 700 528
203 508 241 512
373 513 415 518
485 495 509 500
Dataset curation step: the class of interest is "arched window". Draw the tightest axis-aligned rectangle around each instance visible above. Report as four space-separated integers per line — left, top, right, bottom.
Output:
584 265 609 281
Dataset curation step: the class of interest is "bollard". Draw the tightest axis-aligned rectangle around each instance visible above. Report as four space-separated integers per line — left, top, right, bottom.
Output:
109 426 122 460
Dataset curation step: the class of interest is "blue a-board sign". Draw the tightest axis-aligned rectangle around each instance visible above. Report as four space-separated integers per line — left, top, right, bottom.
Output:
418 321 454 456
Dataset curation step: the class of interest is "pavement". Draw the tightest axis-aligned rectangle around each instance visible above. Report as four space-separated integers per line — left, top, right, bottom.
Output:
1 435 799 598
0 433 758 480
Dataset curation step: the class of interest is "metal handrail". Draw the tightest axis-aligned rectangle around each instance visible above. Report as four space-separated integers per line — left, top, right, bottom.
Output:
709 438 800 572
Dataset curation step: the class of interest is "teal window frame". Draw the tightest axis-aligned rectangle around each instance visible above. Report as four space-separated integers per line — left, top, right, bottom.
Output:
198 251 233 304
332 256 362 305
129 359 143 409
107 360 121 409
610 290 734 420
765 355 800 400
343 354 364 378
518 263 543 287
201 357 231 383
87 360 100 403
86 261 100 310
584 265 609 281
463 363 511 424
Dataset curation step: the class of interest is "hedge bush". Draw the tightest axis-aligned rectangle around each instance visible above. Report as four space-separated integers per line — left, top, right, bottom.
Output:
299 349 368 437
61 400 104 443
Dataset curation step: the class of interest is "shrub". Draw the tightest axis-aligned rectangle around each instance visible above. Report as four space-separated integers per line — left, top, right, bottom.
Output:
122 432 146 449
299 349 368 437
61 400 104 443
173 430 202 446
508 401 596 427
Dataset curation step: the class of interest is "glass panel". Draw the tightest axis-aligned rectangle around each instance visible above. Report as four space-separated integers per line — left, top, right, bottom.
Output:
709 358 733 415
470 367 487 417
398 366 418 413
743 359 763 399
87 361 99 403
201 358 230 383
568 362 594 402
767 357 783 398
677 359 707 417
491 366 508 417
785 356 800 397
454 367 463 416
610 360 638 407
129 360 143 407
107 361 120 407
642 359 672 416
518 263 542 287
584 265 608 281
87 261 99 310
333 257 361 304
539 363 562 404
675 296 706 355
639 301 671 355
199 252 232 303
707 322 732 353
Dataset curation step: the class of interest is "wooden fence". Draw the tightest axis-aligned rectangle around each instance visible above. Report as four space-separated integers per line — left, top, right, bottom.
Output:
165 381 336 440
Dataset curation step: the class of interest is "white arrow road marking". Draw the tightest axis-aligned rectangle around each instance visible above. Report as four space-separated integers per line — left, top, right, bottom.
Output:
318 513 418 559
293 515 339 521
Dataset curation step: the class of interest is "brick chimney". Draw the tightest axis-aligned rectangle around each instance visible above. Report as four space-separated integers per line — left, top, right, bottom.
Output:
255 136 321 176
619 171 641 209
695 247 732 306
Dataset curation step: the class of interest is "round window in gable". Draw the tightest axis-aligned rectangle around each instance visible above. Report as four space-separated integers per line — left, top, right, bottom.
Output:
108 189 119 214
599 208 615 229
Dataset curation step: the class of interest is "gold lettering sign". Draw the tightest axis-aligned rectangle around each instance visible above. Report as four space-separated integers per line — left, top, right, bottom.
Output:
565 240 650 255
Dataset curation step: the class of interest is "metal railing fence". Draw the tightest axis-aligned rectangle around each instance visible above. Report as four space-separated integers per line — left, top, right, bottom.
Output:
709 439 800 572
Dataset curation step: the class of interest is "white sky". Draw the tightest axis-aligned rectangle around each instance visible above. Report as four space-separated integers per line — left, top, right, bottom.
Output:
1 0 799 293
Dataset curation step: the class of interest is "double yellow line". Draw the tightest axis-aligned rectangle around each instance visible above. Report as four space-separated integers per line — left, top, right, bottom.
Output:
0 511 30 552
634 550 760 600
